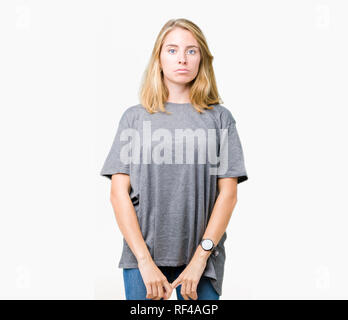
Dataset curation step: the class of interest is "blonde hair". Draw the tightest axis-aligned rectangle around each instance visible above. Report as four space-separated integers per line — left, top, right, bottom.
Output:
139 18 223 114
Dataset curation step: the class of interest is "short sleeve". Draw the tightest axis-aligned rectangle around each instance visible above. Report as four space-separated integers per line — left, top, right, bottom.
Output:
100 111 132 180
217 109 248 184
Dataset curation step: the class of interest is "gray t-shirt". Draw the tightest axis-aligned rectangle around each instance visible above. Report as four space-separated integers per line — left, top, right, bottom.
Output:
100 102 248 296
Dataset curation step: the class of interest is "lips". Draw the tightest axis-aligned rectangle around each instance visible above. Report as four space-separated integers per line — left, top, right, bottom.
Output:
175 69 189 72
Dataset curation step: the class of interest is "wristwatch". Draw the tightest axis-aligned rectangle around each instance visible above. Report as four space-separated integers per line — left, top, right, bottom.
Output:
200 238 215 251
200 238 219 256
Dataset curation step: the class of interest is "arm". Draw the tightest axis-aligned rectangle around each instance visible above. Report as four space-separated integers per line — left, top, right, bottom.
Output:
110 173 152 264
193 177 238 262
110 173 174 299
171 177 238 300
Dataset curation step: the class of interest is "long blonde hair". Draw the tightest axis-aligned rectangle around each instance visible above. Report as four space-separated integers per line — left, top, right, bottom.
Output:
139 18 223 115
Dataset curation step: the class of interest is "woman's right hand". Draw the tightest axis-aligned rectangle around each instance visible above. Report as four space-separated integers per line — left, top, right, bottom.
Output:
138 258 173 300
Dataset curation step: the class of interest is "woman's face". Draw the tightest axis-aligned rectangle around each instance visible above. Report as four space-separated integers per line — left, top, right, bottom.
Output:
160 27 201 85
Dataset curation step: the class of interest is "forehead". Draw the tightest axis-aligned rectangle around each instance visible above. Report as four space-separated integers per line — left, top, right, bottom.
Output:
163 27 199 46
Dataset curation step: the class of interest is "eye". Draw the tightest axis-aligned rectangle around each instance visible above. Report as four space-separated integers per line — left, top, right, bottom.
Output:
168 48 176 54
188 49 196 54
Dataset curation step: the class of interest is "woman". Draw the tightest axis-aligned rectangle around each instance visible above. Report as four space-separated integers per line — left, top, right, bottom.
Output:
100 18 248 300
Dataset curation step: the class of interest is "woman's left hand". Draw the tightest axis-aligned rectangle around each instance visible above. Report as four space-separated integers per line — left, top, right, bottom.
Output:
170 255 208 300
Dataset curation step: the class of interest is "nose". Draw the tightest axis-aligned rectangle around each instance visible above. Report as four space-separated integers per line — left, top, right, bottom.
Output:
178 51 187 64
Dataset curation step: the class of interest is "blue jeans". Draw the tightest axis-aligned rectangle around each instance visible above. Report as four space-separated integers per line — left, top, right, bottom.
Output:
123 265 220 300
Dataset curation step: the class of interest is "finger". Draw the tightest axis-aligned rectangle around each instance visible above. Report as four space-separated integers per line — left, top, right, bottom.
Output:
163 281 173 300
185 280 192 296
191 281 198 300
151 283 158 300
186 280 195 300
145 283 153 299
157 282 164 300
181 281 189 300
171 279 178 289
171 276 182 289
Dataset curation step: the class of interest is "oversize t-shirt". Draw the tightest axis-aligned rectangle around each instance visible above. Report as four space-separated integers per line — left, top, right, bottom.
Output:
100 102 248 296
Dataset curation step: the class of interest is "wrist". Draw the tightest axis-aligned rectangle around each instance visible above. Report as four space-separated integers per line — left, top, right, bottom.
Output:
194 244 212 261
136 253 153 265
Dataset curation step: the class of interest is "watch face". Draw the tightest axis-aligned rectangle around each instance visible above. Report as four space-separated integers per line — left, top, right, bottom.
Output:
202 239 213 250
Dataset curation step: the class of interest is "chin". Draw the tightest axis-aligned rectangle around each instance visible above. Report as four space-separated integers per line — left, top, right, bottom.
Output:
174 76 194 82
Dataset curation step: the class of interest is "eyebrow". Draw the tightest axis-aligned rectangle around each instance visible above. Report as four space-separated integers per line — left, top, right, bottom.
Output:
165 44 199 49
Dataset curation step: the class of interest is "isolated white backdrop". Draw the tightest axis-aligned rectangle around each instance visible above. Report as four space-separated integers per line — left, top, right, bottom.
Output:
0 0 347 299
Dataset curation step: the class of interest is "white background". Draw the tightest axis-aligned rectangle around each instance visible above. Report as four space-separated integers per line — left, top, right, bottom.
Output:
0 0 347 299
